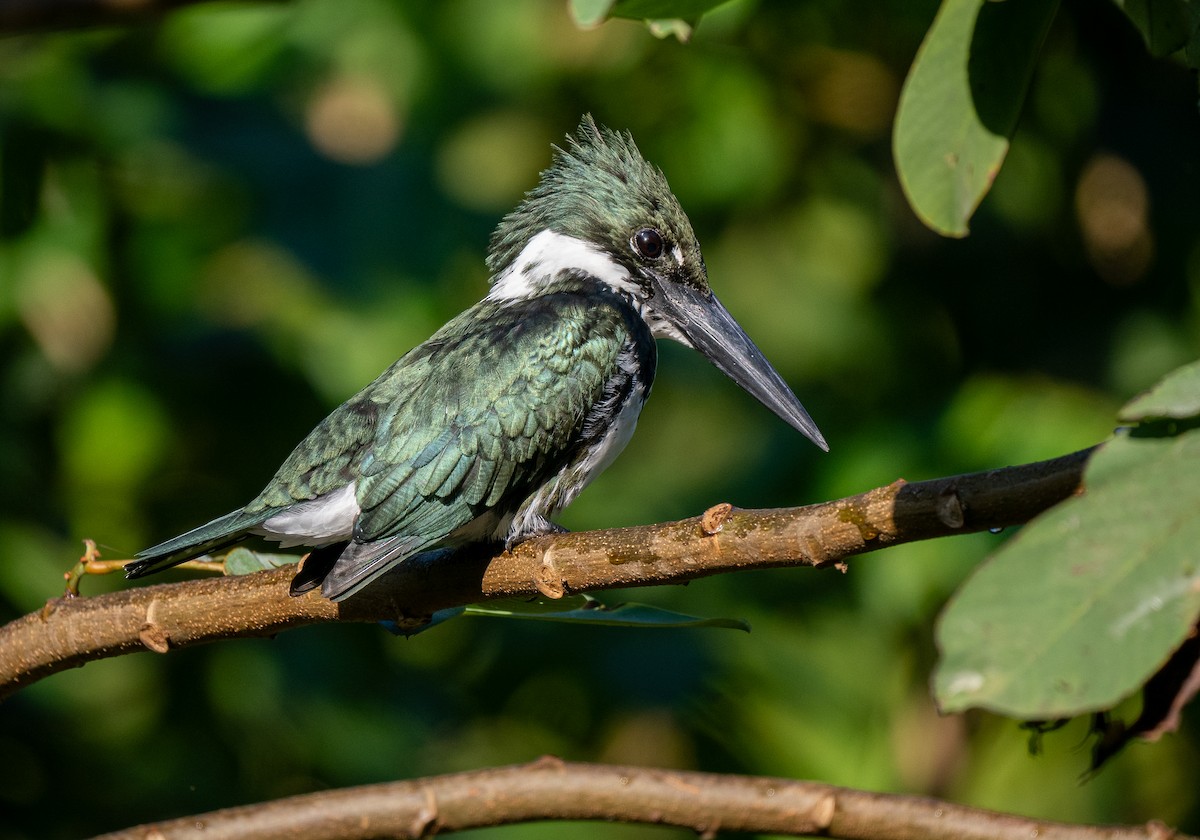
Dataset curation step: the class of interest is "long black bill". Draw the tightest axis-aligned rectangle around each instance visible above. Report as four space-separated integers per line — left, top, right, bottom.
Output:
653 279 828 451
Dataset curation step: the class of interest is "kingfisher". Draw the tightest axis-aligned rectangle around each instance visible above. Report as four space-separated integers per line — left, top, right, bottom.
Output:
125 116 827 602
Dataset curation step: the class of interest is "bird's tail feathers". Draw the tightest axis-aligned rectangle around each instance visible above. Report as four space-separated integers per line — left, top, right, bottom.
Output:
319 534 429 601
125 509 268 578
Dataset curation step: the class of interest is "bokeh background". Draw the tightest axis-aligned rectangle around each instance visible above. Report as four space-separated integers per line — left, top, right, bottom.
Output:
2 0 1199 836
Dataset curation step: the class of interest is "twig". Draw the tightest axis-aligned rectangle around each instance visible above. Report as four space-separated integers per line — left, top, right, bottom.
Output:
0 447 1094 701
89 756 1189 840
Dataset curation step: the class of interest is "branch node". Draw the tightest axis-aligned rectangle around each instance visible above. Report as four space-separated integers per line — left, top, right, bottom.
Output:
532 754 565 770
533 548 565 600
936 484 966 529
138 623 170 654
811 792 837 829
409 788 439 838
1147 820 1178 840
700 503 733 536
63 539 102 598
835 504 879 542
39 598 63 621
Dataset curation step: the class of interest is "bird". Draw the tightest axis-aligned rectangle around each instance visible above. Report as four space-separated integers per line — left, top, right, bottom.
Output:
125 115 828 602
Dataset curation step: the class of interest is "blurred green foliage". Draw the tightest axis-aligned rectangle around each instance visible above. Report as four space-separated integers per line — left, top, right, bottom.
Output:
1 0 1199 837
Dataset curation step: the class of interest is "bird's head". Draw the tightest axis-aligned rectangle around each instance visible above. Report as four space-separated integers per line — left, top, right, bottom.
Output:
486 115 827 451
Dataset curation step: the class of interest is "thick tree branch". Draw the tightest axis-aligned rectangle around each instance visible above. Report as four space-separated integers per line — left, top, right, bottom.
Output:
0 448 1094 700
90 757 1189 840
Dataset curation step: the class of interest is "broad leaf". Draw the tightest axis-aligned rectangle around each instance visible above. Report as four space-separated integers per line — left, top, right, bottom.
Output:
568 0 617 27
935 381 1200 717
1118 357 1200 422
894 0 1058 237
1090 632 1200 768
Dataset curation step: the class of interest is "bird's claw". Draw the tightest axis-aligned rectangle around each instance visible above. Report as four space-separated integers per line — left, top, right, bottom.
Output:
505 520 569 551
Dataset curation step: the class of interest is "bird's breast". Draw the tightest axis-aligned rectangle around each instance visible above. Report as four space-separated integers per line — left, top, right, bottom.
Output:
504 336 653 541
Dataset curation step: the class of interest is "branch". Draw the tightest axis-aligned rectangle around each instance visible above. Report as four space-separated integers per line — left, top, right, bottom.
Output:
91 757 1189 840
0 448 1094 700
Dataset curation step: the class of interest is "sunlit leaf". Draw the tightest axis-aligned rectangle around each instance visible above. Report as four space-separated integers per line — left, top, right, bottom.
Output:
935 422 1200 718
893 0 1058 237
568 0 617 27
1118 357 1200 422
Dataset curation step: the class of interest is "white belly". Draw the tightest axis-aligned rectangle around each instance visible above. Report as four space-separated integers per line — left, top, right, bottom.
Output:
504 386 645 540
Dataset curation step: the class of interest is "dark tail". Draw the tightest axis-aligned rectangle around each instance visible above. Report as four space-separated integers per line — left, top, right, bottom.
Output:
125 509 269 578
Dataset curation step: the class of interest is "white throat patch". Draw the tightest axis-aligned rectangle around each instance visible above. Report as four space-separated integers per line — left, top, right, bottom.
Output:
488 230 640 301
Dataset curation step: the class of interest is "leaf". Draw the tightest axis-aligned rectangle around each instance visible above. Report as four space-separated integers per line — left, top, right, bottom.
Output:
382 595 749 638
934 426 1200 718
222 547 299 576
1115 0 1193 57
568 0 617 27
1088 630 1200 769
1118 357 1200 422
569 0 724 39
893 0 1059 237
1129 631 1200 743
467 595 750 631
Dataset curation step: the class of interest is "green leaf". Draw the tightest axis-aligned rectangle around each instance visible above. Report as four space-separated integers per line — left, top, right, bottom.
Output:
934 427 1200 718
570 0 725 37
465 594 750 631
893 0 1059 237
1115 0 1193 57
568 0 617 27
222 547 299 576
1118 358 1200 422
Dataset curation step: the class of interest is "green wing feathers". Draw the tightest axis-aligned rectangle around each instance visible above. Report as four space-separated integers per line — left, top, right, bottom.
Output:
125 509 271 577
350 293 628 545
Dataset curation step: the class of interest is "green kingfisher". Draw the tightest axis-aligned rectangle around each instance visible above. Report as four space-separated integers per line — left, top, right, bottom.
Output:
125 116 827 601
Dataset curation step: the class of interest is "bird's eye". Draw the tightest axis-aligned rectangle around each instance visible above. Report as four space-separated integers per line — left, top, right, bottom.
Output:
633 228 665 260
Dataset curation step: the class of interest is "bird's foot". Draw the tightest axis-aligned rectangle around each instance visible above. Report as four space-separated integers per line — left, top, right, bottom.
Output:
505 518 568 551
